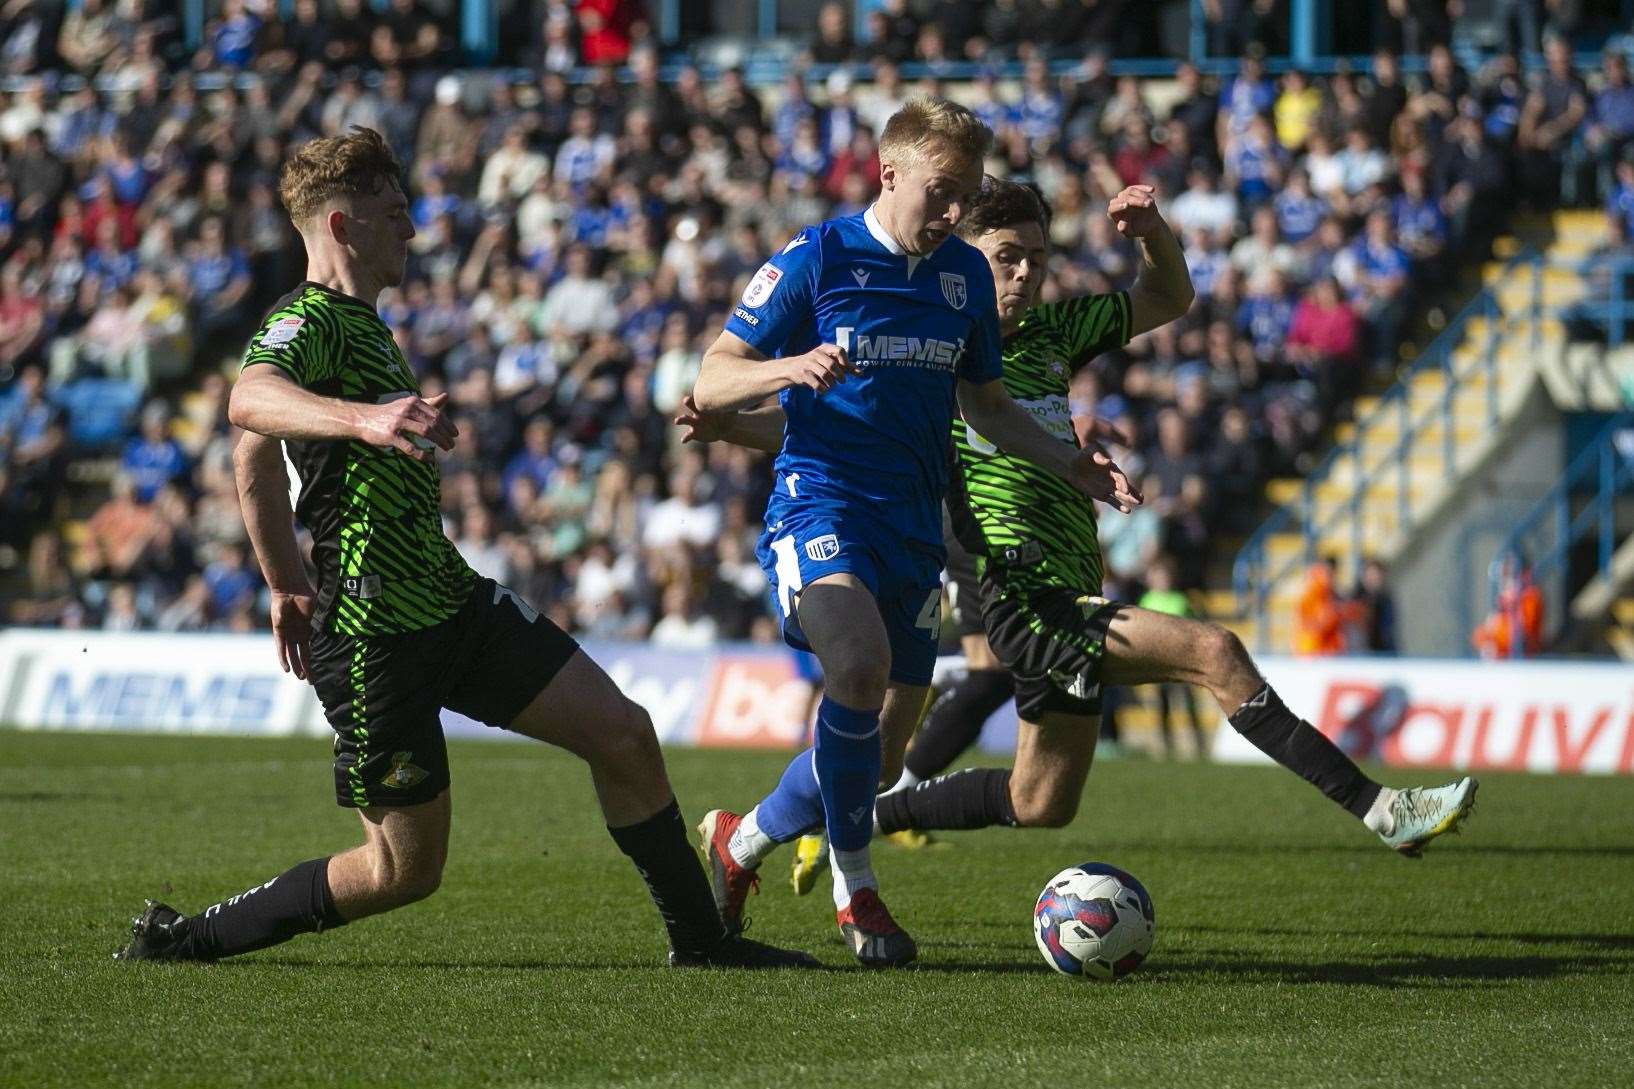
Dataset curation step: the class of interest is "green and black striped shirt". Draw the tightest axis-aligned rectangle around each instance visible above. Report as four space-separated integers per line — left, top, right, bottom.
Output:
948 291 1131 594
241 281 475 637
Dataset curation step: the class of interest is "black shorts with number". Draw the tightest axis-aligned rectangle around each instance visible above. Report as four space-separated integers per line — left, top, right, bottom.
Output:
980 567 1123 721
307 577 580 808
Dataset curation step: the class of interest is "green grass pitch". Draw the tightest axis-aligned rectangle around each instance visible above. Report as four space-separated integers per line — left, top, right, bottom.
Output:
2 729 1632 1088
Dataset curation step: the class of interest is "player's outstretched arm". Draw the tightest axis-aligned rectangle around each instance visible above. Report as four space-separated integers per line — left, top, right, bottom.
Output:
673 393 785 453
694 331 856 414
228 365 457 461
1108 184 1195 338
958 378 1142 513
233 430 317 679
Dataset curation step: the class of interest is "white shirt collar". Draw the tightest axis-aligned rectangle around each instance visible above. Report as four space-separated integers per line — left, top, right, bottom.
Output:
863 204 905 255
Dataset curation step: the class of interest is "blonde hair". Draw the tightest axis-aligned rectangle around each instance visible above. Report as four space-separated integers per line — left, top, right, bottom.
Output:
878 97 993 173
277 126 404 225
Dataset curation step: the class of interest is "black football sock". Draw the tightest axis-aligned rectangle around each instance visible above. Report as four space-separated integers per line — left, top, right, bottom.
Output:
1228 684 1383 819
876 767 1018 833
904 669 1015 781
175 857 346 960
609 798 729 956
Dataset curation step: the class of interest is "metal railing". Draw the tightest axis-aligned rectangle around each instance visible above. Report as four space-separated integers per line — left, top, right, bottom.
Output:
1488 412 1634 653
1232 252 1543 652
1559 255 1634 350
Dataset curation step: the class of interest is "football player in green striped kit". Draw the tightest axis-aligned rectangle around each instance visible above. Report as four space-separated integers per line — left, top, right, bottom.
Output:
114 128 814 969
680 177 1476 862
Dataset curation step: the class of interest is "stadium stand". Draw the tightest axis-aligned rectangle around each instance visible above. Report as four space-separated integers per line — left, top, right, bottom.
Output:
0 0 1614 652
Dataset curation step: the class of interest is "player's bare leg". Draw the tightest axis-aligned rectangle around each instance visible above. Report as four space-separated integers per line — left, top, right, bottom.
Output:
702 575 916 966
325 790 451 919
509 649 674 825
878 680 932 791
1006 713 1099 828
513 649 816 967
1098 607 1476 856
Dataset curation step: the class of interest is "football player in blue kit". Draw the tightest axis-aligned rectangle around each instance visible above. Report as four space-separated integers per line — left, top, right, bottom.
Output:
690 98 1140 967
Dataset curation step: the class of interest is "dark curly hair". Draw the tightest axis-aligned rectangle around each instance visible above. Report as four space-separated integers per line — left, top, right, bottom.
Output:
278 126 405 224
955 175 1053 241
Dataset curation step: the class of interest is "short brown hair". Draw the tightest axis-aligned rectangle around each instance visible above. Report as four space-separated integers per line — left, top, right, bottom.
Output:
878 97 993 172
277 126 404 224
955 175 1052 240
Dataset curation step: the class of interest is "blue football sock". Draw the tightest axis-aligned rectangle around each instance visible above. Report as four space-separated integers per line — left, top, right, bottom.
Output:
753 747 823 843
813 697 882 852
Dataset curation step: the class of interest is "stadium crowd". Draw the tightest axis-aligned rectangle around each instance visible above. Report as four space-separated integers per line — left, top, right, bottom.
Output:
0 0 1612 646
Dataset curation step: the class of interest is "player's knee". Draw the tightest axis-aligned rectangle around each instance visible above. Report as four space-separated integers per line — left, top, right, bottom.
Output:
593 698 663 771
1010 782 1080 829
1195 622 1251 686
371 855 443 907
821 657 890 707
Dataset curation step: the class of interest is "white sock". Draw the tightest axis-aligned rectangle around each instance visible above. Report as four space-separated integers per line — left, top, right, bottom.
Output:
1362 788 1398 835
727 807 776 868
880 768 920 796
830 844 877 910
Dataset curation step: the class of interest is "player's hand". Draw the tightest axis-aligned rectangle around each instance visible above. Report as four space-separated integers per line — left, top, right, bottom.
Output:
1107 185 1165 240
781 344 857 394
673 394 730 443
1068 443 1143 513
355 393 459 460
270 589 316 681
1073 414 1134 450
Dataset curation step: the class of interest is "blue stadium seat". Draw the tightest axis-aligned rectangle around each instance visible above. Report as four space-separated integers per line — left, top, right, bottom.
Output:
57 378 142 452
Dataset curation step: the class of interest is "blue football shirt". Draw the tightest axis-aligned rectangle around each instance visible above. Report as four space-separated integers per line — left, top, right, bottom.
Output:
723 206 1004 547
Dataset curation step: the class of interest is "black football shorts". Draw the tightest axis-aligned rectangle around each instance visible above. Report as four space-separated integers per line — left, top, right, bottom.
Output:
307 577 580 808
980 568 1123 722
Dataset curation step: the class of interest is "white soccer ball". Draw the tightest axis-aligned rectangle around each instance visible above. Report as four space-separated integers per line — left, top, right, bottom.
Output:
1032 862 1155 980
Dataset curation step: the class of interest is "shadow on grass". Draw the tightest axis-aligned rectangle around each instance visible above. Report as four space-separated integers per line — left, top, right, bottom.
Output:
1113 841 1634 859
218 956 857 974
1180 922 1634 952
1142 948 1630 987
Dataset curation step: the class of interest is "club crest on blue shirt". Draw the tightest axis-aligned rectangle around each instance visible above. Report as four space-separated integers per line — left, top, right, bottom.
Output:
804 534 840 562
940 271 967 309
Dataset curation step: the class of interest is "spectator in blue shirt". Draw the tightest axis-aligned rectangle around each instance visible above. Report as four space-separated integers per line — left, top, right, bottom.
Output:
205 0 262 70
202 542 258 616
1016 57 1064 144
1274 167 1328 244
772 73 815 152
1218 50 1276 154
1352 211 1412 369
503 418 558 506
1392 170 1449 275
1589 51 1634 198
1226 115 1287 208
410 169 464 233
1608 154 1634 240
186 216 253 356
120 404 188 504
1237 269 1295 363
